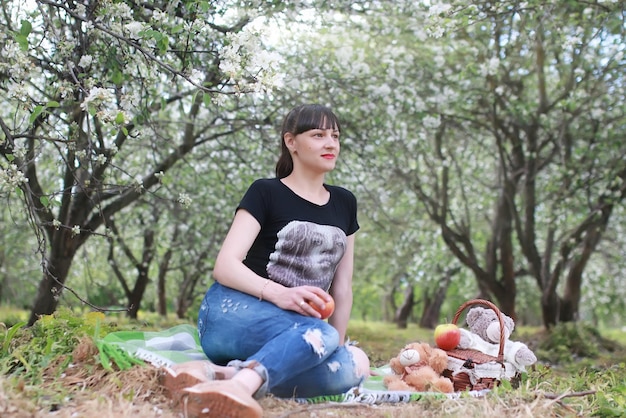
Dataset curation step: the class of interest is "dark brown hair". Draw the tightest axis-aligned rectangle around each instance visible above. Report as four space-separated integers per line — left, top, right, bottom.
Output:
275 104 341 178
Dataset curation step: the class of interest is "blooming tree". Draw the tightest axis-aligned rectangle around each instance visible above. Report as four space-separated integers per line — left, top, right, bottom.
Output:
0 0 284 324
272 0 626 326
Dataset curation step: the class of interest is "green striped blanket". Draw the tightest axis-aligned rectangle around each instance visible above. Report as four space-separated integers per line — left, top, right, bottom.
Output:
100 324 487 404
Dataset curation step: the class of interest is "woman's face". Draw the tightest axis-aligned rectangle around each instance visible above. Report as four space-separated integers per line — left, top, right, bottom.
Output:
286 126 340 174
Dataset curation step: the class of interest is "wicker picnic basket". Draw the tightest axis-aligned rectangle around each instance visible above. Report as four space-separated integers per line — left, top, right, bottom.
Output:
442 299 520 391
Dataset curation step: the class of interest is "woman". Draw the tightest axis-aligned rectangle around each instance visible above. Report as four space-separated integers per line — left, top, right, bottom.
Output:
163 104 370 418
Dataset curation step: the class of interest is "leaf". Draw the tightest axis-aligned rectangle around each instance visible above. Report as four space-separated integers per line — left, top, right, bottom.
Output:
157 38 168 54
20 20 32 36
14 34 28 51
202 92 212 107
39 196 49 207
96 341 114 371
1 321 27 355
199 1 210 12
29 105 44 124
46 101 60 108
115 112 125 124
111 70 124 86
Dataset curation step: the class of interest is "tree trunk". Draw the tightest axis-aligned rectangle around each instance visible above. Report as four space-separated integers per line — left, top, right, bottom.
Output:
175 269 206 319
157 224 179 316
157 255 170 317
126 229 155 319
28 230 80 325
127 269 148 319
394 285 414 329
419 267 456 329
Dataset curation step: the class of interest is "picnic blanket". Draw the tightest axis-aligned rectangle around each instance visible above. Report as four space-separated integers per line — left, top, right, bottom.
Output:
100 324 489 404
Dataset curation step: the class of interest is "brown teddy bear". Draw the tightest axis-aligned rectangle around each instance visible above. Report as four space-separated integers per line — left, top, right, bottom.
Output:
383 342 454 393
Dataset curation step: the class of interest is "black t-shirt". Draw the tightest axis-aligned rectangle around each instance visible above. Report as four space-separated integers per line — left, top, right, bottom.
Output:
237 178 359 291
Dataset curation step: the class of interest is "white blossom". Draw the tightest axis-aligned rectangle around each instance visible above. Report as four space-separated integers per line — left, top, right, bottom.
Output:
480 57 500 76
94 154 107 165
109 2 134 20
189 69 205 85
177 192 192 208
427 3 453 17
74 4 87 18
124 21 144 39
427 25 445 38
133 177 144 191
212 94 229 106
423 115 441 129
6 82 28 101
0 164 29 187
12 144 27 159
152 10 168 23
78 55 93 68
80 87 115 111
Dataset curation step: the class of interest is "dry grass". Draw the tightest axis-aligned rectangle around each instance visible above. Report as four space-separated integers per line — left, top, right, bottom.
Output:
0 370 588 418
0 336 596 418
1 318 623 417
0 367 584 418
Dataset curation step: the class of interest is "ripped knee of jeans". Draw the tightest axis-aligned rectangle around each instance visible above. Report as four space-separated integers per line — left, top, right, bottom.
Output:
302 328 327 357
346 344 371 379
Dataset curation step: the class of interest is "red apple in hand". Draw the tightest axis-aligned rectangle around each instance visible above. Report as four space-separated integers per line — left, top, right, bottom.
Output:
308 296 335 319
434 323 461 350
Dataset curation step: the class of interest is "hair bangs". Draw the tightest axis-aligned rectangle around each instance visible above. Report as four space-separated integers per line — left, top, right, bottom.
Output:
294 105 341 135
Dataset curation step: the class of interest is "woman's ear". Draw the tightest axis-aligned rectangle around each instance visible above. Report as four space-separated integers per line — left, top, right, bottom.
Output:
284 132 296 152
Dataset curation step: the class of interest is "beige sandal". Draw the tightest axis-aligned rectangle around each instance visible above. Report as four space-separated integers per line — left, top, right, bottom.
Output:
181 380 263 418
159 360 218 395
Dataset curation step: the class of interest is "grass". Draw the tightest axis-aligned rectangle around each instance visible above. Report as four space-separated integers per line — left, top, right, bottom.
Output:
0 308 625 417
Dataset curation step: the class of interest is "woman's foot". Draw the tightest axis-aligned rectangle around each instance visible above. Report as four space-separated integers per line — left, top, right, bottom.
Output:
180 380 263 418
160 360 217 395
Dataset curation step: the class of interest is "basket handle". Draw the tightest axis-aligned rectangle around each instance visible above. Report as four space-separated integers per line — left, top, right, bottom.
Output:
451 299 506 362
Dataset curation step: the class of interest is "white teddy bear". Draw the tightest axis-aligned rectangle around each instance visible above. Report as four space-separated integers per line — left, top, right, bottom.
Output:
456 306 537 372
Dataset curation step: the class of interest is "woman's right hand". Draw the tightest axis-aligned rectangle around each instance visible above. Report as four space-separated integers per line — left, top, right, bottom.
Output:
277 285 332 318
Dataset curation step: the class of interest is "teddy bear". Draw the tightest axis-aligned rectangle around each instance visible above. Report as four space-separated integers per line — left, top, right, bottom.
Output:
456 306 537 371
383 342 454 393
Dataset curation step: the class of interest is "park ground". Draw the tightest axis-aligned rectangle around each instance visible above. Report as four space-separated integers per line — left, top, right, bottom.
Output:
1 311 625 417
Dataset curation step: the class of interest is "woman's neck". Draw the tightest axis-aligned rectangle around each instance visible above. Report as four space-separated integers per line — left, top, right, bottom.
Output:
280 173 329 205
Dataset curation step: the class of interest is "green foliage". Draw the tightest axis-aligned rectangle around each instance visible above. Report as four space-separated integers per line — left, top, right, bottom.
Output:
95 339 144 372
594 364 626 417
536 322 623 365
1 321 26 357
0 309 114 381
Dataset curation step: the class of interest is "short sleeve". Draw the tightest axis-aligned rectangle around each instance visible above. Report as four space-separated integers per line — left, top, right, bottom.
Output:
237 179 269 226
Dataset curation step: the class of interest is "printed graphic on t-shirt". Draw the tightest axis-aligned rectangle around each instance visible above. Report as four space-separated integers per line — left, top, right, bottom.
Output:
267 221 346 290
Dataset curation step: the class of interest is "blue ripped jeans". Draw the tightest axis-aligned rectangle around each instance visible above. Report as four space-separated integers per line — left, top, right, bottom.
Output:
197 282 364 399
